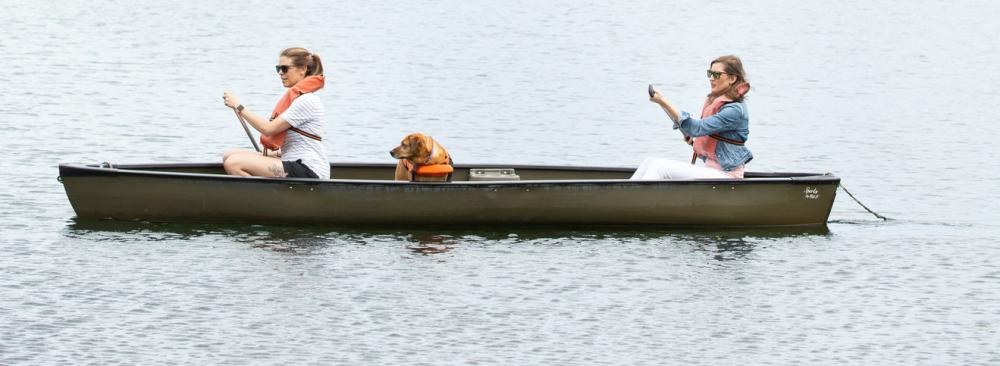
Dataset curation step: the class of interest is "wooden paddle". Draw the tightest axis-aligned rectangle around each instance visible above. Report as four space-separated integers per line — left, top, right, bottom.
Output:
231 107 261 153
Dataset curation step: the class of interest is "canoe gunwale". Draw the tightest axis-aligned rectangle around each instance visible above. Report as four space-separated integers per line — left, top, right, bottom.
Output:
58 162 841 187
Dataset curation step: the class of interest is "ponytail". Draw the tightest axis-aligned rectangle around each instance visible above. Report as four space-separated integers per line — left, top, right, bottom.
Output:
308 53 324 76
280 47 324 77
710 55 749 102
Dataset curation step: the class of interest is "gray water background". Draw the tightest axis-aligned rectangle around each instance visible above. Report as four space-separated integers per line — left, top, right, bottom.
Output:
2 0 999 364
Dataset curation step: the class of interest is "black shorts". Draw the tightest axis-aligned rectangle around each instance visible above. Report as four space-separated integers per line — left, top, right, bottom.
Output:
282 159 319 179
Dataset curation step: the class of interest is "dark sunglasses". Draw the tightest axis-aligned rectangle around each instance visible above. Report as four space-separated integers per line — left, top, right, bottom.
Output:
706 70 731 80
275 64 295 74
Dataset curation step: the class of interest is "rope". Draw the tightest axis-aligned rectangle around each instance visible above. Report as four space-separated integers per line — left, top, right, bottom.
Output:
839 183 890 221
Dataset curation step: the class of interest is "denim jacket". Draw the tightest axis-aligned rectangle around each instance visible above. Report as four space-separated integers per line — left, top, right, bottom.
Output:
674 102 753 171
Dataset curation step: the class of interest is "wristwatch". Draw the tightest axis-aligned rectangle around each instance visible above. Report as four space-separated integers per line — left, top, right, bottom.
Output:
236 104 245 113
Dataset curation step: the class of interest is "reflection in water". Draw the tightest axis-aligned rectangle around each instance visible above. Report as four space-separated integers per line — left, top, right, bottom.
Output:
64 218 338 254
713 237 756 260
686 236 760 262
406 234 454 255
636 226 832 262
65 218 829 260
63 218 213 242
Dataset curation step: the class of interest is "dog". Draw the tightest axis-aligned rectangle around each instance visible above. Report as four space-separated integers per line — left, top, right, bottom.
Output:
389 133 453 181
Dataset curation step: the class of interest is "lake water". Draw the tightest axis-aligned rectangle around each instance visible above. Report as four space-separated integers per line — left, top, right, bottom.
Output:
2 0 999 364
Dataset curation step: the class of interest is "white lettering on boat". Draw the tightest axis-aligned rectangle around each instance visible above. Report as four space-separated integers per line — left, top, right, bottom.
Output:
803 187 820 200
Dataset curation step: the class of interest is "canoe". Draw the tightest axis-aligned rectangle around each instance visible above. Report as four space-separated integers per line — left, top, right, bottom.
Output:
58 162 839 227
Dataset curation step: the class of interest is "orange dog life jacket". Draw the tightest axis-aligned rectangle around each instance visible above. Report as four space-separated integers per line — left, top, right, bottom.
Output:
403 161 455 177
402 139 454 177
260 75 325 152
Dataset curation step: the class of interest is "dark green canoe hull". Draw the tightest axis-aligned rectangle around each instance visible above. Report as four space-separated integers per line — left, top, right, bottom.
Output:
59 163 839 227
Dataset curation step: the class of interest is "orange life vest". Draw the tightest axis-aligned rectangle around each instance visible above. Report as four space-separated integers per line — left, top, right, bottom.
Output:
402 137 454 178
260 75 325 152
692 84 749 164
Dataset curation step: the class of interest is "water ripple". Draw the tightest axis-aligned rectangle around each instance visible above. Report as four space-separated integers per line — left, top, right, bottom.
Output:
4 0 1000 364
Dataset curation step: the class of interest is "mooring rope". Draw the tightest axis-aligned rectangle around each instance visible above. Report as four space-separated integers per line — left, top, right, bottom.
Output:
839 183 890 221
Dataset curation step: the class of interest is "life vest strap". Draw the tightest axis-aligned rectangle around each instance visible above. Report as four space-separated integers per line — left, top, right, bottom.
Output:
709 134 745 145
289 127 322 141
690 134 744 164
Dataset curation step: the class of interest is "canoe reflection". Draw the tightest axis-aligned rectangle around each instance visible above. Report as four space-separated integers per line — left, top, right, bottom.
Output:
406 234 454 255
65 219 830 259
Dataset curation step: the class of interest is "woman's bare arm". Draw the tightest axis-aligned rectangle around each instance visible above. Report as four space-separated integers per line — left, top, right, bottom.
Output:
223 91 291 136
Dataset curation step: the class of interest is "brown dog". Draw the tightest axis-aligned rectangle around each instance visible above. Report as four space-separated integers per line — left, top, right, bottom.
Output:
389 133 453 181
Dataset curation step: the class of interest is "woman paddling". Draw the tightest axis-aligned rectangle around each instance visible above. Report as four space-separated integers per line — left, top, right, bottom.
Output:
631 55 752 180
222 47 330 179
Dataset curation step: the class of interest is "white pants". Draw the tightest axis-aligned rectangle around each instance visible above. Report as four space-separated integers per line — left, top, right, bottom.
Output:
629 157 731 180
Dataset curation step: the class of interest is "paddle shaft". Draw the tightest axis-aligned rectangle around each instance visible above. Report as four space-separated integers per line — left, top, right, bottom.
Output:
231 107 261 153
686 136 697 164
651 85 697 165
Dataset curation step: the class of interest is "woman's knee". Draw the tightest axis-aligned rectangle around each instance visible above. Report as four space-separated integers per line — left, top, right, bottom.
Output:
224 154 282 177
224 153 259 175
223 154 242 173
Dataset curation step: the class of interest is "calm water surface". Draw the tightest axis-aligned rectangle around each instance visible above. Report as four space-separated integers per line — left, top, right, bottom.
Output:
2 0 999 364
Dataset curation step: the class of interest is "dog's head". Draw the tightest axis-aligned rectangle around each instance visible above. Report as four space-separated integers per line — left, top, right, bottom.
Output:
389 133 432 162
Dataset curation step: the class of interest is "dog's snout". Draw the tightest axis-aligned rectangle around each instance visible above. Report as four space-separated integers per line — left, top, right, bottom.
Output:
390 150 398 158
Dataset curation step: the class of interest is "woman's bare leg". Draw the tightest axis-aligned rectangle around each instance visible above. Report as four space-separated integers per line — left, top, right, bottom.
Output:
223 152 285 177
223 149 258 163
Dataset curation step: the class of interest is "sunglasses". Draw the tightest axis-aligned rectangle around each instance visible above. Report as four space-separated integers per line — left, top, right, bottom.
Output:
275 64 296 74
706 70 731 80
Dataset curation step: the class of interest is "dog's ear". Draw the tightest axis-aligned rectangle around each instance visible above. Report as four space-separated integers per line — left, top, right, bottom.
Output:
409 135 426 153
421 135 434 153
